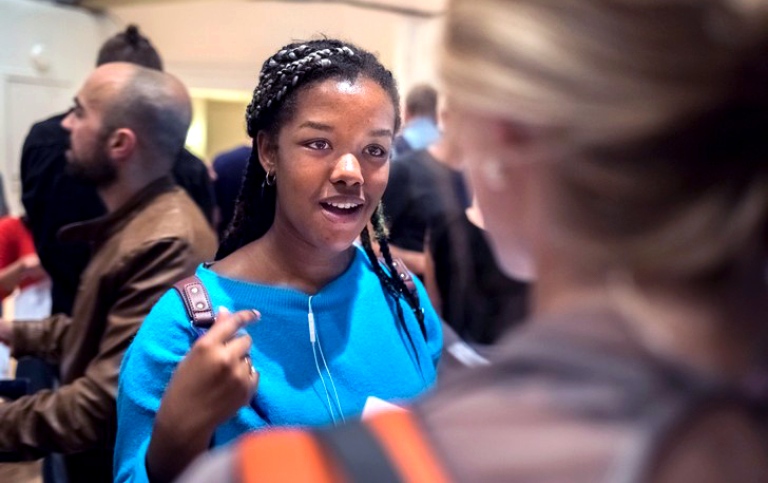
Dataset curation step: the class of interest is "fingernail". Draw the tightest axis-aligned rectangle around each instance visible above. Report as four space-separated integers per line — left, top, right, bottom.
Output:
218 306 230 315
250 309 261 319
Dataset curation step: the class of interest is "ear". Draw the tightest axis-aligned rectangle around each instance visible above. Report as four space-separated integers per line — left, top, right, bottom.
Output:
105 128 137 161
256 131 276 174
488 118 534 149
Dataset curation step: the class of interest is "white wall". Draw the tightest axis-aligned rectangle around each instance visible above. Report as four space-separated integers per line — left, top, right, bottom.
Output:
108 0 445 162
108 1 445 101
0 0 116 215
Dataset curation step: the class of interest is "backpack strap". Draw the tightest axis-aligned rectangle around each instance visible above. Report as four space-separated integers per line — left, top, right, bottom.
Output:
173 275 215 328
313 420 404 483
386 257 417 299
235 410 450 483
314 410 451 483
379 256 427 341
237 430 341 483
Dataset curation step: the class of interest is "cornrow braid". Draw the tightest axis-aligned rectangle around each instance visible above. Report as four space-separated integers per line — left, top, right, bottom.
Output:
246 44 357 136
218 38 401 260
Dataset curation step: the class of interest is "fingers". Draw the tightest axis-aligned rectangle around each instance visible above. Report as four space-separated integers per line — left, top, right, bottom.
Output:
226 331 252 359
204 307 260 345
244 358 260 393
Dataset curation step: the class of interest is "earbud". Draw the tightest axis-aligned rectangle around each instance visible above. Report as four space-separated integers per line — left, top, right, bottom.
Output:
308 311 316 344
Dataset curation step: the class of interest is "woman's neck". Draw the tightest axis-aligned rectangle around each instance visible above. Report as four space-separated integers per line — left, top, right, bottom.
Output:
213 229 355 295
533 253 768 380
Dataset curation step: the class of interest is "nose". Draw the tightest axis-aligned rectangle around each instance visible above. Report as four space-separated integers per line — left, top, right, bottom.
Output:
60 111 73 132
330 153 363 186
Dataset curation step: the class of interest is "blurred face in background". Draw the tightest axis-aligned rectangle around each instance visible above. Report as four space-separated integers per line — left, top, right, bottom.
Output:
444 100 537 282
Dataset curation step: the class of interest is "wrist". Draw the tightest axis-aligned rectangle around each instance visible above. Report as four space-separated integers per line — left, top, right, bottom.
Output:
147 412 214 483
154 403 214 445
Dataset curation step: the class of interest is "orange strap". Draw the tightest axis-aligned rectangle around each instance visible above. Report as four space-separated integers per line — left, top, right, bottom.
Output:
237 429 342 483
364 410 451 483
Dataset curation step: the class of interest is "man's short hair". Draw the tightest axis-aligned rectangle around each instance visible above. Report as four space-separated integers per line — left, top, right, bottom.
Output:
405 84 438 120
96 25 163 71
101 68 190 161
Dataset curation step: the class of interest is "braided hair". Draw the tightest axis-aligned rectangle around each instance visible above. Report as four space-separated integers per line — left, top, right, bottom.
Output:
217 39 426 335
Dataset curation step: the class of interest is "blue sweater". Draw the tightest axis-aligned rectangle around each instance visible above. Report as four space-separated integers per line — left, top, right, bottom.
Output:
114 246 442 482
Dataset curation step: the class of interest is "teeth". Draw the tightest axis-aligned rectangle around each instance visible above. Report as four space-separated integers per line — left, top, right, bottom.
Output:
327 202 359 210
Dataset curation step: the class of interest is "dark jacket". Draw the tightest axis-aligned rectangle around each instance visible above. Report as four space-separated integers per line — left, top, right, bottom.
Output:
381 149 469 252
0 177 218 483
20 113 216 315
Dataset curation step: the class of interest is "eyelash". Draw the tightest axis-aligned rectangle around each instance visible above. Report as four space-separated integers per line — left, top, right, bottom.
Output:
365 145 388 158
303 140 389 159
306 140 330 150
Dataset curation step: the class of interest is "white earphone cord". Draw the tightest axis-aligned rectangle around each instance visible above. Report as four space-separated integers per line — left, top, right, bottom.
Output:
308 296 345 424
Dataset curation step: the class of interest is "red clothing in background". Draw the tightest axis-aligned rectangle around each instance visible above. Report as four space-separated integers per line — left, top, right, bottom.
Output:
0 217 40 298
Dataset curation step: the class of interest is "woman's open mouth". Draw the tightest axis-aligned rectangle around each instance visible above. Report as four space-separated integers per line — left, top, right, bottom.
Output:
320 200 364 223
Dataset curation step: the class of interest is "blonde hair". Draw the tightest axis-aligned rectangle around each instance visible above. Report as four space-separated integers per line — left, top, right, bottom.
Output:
443 0 768 282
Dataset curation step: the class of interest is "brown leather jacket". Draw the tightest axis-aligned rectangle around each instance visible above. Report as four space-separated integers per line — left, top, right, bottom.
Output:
0 177 217 482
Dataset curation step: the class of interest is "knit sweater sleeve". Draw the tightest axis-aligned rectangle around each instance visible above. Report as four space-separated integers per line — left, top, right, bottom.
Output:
114 288 196 483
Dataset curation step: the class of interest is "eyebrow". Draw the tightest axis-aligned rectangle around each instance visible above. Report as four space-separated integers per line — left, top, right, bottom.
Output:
72 97 83 109
298 121 392 137
369 128 393 137
298 121 333 132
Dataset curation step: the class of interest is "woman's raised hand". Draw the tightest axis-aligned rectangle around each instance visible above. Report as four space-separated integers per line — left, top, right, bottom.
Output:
147 307 260 483
162 307 259 433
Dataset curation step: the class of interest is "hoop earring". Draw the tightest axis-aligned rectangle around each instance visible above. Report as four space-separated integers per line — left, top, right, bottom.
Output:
260 170 276 199
265 170 276 186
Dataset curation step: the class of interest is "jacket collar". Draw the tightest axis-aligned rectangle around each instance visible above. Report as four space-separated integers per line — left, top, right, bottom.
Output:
58 176 177 245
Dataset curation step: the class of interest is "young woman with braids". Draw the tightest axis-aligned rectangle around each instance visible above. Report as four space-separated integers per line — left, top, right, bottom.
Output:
113 39 442 483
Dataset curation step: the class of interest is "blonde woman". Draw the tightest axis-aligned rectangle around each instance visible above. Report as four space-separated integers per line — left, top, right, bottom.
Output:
177 1 768 481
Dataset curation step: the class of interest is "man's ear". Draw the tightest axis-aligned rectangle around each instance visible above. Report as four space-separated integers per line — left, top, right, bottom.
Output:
256 131 275 173
106 128 137 161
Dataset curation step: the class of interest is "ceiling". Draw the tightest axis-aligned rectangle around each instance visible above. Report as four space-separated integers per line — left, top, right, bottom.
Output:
79 0 446 17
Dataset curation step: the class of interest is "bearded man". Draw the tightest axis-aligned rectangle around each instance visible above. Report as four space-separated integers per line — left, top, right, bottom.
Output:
0 63 217 483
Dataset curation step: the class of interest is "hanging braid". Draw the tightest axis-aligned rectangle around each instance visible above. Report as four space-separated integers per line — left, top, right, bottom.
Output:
360 204 427 338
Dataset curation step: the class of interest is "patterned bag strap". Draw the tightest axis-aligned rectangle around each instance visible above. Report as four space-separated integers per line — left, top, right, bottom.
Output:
173 275 215 328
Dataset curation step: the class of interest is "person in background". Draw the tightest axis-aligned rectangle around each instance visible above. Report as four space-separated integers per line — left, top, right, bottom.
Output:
177 0 768 481
114 39 442 483
425 195 530 346
0 63 217 483
392 83 440 159
0 216 46 301
212 143 250 238
0 216 48 380
20 24 215 318
381 134 468 277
